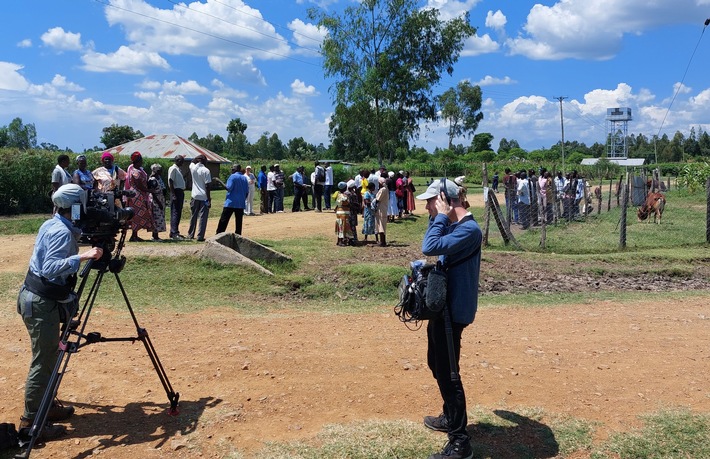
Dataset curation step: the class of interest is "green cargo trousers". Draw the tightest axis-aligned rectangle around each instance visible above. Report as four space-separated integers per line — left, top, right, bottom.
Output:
17 287 61 420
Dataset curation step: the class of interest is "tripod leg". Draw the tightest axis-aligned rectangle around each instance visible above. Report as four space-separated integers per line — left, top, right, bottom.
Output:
113 272 180 414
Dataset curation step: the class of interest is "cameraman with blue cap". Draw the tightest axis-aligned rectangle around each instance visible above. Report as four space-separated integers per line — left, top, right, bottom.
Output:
17 184 103 441
417 178 482 459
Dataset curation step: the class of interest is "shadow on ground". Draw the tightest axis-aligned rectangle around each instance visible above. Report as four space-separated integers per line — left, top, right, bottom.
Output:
4 397 221 459
468 410 559 459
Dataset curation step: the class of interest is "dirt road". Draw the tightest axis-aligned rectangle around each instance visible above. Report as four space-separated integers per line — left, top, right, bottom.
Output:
1 194 708 458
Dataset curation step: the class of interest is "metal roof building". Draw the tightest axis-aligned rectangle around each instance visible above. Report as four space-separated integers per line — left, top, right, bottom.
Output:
101 134 231 164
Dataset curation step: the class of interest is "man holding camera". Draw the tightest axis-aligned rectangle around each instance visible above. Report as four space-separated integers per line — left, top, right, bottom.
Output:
417 179 482 459
17 184 104 440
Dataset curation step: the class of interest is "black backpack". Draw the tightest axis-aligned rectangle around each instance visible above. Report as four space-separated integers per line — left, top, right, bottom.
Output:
315 167 325 183
0 423 18 451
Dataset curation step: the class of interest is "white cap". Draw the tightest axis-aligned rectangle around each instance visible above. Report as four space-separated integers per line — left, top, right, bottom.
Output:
416 179 460 201
52 184 86 209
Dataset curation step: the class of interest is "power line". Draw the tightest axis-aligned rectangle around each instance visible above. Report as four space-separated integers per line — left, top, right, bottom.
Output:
93 0 320 67
208 0 323 46
165 0 322 55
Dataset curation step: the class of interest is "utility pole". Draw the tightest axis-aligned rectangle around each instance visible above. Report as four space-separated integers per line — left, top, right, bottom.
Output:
555 96 568 174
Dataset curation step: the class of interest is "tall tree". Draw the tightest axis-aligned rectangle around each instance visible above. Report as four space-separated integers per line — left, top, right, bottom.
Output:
471 132 493 153
226 118 248 158
436 81 484 149
3 117 37 150
100 124 143 149
309 0 475 164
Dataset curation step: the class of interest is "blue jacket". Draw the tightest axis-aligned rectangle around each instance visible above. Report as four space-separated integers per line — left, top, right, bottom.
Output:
29 213 82 285
421 213 482 325
224 173 249 209
257 170 267 190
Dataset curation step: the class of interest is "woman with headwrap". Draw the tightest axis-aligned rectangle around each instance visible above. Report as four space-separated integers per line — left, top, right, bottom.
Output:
72 155 94 191
124 152 153 242
92 152 126 208
93 152 126 194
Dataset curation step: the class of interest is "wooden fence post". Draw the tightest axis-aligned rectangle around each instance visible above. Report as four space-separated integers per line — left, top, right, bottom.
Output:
619 173 629 249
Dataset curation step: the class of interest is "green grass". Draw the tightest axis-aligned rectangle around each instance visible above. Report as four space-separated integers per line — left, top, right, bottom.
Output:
0 213 47 234
592 409 710 459
487 188 708 254
224 407 710 459
231 406 596 459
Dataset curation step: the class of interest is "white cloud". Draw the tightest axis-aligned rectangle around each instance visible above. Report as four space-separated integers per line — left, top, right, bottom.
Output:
0 62 30 91
50 75 84 92
17 39 32 48
41 27 83 51
475 75 516 86
423 0 482 21
81 46 170 74
291 79 318 96
288 19 325 56
104 0 291 63
461 33 499 56
673 82 692 95
485 10 506 31
207 56 266 85
162 80 209 95
508 0 709 60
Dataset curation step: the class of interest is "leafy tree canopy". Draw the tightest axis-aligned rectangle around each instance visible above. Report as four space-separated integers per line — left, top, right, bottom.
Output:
100 124 143 149
309 0 475 164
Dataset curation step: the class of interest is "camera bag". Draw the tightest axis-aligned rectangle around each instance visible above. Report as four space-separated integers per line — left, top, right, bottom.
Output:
0 422 18 451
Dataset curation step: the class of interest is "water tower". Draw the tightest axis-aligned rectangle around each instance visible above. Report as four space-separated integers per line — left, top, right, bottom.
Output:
606 107 632 159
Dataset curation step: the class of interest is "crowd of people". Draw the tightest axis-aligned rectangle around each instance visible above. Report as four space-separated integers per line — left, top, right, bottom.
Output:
501 167 590 229
50 154 428 247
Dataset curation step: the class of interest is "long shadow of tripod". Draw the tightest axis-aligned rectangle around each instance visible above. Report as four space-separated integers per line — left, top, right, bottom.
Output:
16 229 180 459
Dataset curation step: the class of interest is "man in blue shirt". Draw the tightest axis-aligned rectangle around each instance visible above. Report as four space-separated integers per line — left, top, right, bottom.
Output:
417 179 482 459
18 184 103 440
216 164 249 235
291 166 310 212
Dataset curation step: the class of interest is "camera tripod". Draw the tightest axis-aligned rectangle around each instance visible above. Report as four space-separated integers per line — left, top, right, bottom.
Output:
17 230 180 459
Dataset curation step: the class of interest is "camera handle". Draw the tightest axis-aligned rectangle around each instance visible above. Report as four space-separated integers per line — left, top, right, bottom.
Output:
16 252 180 459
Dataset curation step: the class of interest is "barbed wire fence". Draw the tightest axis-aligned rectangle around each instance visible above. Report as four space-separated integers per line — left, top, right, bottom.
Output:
479 164 710 253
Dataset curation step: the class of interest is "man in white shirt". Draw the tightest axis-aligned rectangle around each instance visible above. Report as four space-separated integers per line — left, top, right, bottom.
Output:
324 162 334 210
266 165 276 213
51 155 72 193
188 155 211 242
516 171 531 230
168 155 186 240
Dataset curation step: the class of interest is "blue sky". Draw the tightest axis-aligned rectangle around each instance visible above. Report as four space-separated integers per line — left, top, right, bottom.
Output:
2 0 710 153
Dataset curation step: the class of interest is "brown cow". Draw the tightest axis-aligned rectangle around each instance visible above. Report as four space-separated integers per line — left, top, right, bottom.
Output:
637 192 666 224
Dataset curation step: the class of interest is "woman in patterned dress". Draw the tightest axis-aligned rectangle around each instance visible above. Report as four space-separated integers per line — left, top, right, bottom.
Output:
124 151 153 242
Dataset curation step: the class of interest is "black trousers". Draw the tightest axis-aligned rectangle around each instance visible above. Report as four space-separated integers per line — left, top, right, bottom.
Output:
292 186 304 211
427 317 469 443
313 184 324 211
216 207 244 235
170 188 184 237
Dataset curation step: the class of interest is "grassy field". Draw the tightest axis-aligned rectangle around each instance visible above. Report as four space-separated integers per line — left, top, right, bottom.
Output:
1 186 708 459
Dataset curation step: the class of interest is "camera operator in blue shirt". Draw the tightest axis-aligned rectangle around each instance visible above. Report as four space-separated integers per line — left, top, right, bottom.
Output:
17 184 103 441
417 179 482 459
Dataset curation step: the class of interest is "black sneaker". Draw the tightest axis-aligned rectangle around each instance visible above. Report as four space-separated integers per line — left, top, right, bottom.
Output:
424 413 449 432
428 438 473 459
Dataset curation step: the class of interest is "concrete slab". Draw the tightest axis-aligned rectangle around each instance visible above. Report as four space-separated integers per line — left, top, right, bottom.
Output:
200 232 292 275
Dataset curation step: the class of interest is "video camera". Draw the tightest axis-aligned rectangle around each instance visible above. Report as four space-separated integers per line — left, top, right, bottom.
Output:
71 190 135 242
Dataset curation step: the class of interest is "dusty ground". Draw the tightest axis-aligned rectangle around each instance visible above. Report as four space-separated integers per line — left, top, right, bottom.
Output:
1 197 709 458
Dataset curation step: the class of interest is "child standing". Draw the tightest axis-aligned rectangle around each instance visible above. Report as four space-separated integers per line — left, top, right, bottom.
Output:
334 181 352 246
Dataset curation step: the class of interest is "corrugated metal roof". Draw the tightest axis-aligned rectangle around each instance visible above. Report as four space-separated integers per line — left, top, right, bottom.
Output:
101 134 232 164
581 158 645 167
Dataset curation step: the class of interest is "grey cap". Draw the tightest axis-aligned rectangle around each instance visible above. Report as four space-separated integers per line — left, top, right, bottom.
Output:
416 179 460 201
52 184 86 209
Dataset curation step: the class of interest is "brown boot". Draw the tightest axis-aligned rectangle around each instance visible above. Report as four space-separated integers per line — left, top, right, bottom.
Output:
19 417 67 442
48 400 75 422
